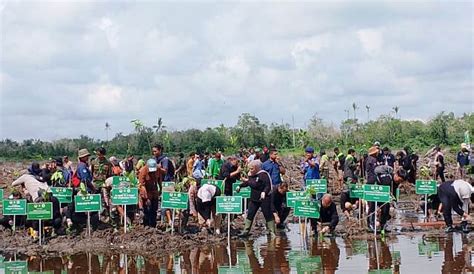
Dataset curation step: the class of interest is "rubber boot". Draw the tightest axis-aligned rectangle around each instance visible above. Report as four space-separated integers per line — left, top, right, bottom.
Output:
266 220 276 238
239 219 253 238
461 221 469 234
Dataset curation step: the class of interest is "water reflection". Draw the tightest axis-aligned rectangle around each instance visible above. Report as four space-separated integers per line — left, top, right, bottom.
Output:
1 226 473 273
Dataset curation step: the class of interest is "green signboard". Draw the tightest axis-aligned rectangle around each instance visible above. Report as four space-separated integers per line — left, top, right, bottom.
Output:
349 184 364 199
75 194 102 212
2 199 27 215
161 192 189 209
4 261 27 274
112 176 131 188
415 180 437 195
0 188 3 202
294 200 320 218
111 188 139 205
286 191 308 208
218 267 244 274
418 241 441 256
27 202 53 220
233 182 251 198
51 187 73 204
306 179 327 194
202 179 225 192
363 185 391 203
162 181 175 189
216 196 242 214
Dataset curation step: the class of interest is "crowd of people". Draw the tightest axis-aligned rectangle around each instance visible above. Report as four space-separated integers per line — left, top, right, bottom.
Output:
1 141 473 241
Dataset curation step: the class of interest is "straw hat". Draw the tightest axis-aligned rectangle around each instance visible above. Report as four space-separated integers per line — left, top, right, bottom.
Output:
78 148 91 158
368 146 379 156
461 143 468 149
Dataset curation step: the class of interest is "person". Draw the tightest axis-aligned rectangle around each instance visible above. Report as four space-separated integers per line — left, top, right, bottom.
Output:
34 189 62 236
309 194 339 237
138 159 161 228
434 146 446 182
207 152 224 179
91 147 113 218
438 179 472 233
365 146 379 231
12 162 49 201
457 143 470 179
373 164 394 232
65 187 100 234
260 146 270 163
75 148 94 191
109 156 122 176
203 152 211 170
236 160 275 237
333 147 345 177
398 147 418 185
51 157 71 187
153 144 175 182
247 148 256 162
40 159 56 186
0 190 26 230
192 154 205 186
196 183 221 234
63 156 73 173
175 152 187 182
217 155 241 196
135 157 145 173
271 182 290 229
319 150 330 181
381 147 395 168
340 149 358 217
343 149 357 184
186 153 195 177
262 149 286 187
373 141 384 164
301 147 320 186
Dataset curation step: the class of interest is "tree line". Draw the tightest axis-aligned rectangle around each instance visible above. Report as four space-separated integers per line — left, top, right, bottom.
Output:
0 111 472 160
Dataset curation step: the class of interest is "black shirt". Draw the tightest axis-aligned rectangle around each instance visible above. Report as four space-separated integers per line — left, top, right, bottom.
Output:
239 172 272 202
271 190 286 212
319 202 339 230
218 161 240 195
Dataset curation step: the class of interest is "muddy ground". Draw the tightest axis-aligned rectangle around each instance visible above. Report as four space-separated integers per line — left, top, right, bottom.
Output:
0 152 472 259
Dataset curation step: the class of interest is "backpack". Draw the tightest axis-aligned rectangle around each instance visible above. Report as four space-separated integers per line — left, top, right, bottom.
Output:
157 156 175 179
72 170 81 188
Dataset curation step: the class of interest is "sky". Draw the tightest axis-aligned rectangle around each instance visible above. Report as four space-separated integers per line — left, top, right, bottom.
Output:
0 1 473 141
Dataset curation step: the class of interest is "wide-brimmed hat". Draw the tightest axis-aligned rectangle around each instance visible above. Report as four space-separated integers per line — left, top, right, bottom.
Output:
368 146 379 156
78 148 91 158
461 143 468 149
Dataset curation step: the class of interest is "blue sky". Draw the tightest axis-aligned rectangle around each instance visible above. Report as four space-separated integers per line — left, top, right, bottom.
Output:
0 1 472 140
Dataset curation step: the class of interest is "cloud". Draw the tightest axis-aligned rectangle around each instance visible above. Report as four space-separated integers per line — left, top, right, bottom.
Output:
0 1 472 140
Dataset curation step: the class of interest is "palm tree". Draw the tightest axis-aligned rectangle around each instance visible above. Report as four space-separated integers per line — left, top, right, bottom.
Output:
105 122 111 141
352 102 358 120
152 117 166 133
366 105 370 121
393 106 400 119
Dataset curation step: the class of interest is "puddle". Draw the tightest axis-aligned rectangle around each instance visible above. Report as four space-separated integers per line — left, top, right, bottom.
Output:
1 223 473 273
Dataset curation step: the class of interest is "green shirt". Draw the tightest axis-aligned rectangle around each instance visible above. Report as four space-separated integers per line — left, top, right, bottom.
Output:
208 158 224 178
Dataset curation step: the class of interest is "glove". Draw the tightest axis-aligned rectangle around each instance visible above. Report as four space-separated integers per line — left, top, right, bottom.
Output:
235 186 241 193
260 192 265 200
66 218 73 228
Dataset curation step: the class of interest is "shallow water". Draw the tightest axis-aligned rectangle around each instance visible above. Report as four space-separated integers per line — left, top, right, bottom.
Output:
1 223 473 273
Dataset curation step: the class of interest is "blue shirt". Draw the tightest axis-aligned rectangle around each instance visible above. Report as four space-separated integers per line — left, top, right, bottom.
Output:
77 162 92 184
301 157 320 181
262 160 281 185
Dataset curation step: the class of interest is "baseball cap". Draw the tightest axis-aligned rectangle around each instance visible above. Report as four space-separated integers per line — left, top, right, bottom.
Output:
305 147 314 153
147 158 158 172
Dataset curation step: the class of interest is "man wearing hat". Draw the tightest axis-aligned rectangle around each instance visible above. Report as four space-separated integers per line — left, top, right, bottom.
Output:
457 143 470 179
91 147 113 220
12 162 49 201
138 158 161 228
76 148 94 190
365 146 379 231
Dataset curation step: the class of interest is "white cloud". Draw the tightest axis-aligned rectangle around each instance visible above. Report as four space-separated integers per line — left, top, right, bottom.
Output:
357 28 383 56
0 1 472 140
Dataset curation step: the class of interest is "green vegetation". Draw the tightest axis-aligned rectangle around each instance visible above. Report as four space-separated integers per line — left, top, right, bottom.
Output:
0 112 472 160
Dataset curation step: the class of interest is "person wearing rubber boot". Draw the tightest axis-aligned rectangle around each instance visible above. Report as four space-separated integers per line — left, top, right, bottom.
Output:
309 194 339 238
373 164 394 234
365 146 379 232
236 160 275 238
438 179 472 233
